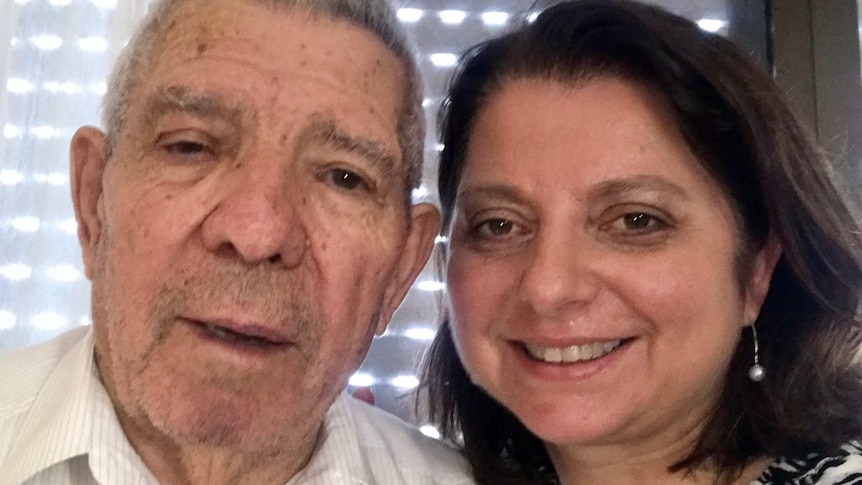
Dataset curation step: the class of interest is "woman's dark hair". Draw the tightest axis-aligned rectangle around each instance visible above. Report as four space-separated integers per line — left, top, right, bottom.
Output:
420 1 862 483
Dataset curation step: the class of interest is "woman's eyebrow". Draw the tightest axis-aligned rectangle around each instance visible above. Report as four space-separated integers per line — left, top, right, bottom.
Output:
588 175 690 201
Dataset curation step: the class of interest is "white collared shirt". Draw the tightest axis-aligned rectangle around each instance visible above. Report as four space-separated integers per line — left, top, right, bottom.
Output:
0 328 474 485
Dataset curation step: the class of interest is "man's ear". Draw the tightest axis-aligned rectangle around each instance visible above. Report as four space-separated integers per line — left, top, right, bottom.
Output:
70 126 107 280
742 233 783 326
375 202 441 335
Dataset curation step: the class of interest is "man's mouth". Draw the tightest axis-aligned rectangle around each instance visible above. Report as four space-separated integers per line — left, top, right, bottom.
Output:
522 338 631 364
202 323 278 348
187 319 289 349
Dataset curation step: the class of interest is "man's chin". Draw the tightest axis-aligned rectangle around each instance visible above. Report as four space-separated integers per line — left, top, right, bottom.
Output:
139 384 292 452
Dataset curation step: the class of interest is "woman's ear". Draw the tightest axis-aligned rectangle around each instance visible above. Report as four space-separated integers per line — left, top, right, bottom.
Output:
70 126 107 280
742 233 783 325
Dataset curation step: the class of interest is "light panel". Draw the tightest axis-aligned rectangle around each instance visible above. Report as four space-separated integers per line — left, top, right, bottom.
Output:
0 311 16 331
404 327 436 341
89 82 108 95
397 8 424 23
7 78 34 93
11 217 41 233
31 312 67 330
44 81 81 94
0 170 25 186
481 11 510 26
46 265 81 282
34 172 69 185
349 372 376 387
439 10 467 25
77 37 109 53
390 375 420 389
0 264 32 281
30 126 61 140
31 35 63 51
90 0 117 8
416 280 446 292
429 53 458 67
419 425 441 439
58 218 78 234
697 18 726 33
4 124 22 139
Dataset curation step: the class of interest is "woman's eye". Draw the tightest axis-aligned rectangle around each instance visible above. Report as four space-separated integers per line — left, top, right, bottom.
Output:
329 168 369 192
612 212 669 234
622 212 655 230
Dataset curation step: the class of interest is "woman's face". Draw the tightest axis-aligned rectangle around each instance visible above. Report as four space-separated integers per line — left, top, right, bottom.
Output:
445 78 776 454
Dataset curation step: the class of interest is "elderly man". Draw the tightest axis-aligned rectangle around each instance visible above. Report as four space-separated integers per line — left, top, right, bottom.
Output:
0 0 472 483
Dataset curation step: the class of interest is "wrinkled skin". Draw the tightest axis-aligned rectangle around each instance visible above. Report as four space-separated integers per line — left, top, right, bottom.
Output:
69 1 438 482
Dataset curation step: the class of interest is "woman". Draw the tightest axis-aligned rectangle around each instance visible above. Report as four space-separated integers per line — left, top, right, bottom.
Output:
421 1 862 483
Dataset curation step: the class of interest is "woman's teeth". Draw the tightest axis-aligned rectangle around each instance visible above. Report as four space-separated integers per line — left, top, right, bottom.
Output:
524 340 622 363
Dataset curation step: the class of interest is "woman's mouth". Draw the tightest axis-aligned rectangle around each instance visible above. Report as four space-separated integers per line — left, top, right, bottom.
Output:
522 339 629 364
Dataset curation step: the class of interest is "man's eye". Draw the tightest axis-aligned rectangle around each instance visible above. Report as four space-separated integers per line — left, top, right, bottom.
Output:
164 141 208 155
469 218 524 241
481 218 514 236
329 168 368 191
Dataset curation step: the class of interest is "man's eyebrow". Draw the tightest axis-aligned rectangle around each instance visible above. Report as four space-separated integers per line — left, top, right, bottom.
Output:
589 175 691 201
144 85 245 124
302 117 399 175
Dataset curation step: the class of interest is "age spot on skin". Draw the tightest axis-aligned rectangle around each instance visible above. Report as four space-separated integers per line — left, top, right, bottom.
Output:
196 42 208 55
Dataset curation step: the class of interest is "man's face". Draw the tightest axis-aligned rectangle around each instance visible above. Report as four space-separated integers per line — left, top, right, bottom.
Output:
70 0 436 453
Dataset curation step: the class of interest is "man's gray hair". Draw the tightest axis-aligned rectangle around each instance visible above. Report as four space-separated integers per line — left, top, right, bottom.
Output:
102 0 425 191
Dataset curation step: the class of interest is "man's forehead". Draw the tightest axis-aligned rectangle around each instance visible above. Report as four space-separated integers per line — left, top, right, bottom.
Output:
155 0 375 54
146 0 405 102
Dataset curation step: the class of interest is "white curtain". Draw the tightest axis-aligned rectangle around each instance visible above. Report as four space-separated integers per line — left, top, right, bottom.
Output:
1 0 154 350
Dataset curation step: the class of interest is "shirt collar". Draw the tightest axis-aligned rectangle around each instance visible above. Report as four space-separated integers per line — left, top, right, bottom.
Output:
3 327 157 485
3 327 96 484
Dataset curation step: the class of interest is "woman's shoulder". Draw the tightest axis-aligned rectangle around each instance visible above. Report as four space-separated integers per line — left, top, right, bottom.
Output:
752 441 862 484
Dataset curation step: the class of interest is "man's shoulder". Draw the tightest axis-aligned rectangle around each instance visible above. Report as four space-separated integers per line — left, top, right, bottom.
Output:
321 394 474 484
0 327 90 415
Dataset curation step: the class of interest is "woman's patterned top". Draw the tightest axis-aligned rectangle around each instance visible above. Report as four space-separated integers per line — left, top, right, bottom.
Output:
753 441 862 484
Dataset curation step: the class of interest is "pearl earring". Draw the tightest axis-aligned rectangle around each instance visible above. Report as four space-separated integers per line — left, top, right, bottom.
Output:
748 324 766 382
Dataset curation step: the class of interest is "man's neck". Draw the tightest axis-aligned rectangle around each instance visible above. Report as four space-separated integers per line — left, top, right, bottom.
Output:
118 410 321 485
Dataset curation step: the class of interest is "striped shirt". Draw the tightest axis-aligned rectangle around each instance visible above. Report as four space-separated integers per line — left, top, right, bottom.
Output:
0 327 474 485
754 441 862 485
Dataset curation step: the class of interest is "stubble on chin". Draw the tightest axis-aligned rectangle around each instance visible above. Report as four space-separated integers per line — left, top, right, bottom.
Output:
94 257 328 451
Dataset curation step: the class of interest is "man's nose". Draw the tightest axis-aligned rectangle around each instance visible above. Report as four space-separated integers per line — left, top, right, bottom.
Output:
200 161 307 268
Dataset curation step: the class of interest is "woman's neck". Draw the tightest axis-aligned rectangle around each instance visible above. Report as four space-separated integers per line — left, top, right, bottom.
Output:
545 406 772 485
548 434 772 485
